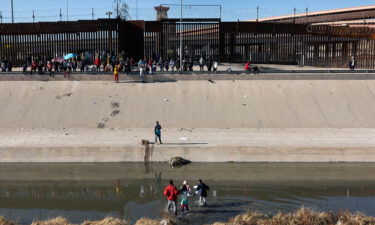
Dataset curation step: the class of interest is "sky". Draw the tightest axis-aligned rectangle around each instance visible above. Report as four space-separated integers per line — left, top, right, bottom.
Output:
0 0 374 22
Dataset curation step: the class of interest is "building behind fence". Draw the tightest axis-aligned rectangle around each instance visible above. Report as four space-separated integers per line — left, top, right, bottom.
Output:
1 5 375 68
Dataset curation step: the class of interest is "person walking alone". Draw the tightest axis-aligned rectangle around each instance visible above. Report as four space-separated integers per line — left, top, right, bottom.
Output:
163 180 179 215
154 121 162 144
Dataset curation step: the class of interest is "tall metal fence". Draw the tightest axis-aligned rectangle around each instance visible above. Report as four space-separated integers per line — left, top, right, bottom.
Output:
1 18 375 68
0 19 119 66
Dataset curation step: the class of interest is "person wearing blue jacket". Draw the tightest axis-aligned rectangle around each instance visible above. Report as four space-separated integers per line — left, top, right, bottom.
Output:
154 121 162 144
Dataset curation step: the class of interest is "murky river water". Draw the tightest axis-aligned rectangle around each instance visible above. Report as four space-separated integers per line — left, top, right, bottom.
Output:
0 163 375 224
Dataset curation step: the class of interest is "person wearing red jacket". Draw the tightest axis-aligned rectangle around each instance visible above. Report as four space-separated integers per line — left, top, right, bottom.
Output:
244 61 251 71
163 180 179 215
95 58 101 71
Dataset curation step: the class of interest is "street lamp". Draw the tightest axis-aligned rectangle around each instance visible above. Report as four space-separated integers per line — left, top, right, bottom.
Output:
11 0 14 23
106 11 113 19
116 0 119 18
136 0 138 20
67 0 69 21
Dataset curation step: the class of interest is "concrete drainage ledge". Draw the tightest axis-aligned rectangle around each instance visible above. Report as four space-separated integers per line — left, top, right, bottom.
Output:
1 146 375 163
2 72 375 81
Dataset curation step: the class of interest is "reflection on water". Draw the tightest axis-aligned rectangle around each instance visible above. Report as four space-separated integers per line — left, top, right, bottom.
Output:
0 163 375 224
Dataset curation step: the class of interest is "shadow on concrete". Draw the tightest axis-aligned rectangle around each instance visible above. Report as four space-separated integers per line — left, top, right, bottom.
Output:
118 79 177 84
162 143 209 146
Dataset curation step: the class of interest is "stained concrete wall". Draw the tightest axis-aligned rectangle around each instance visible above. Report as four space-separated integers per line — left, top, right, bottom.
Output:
1 80 375 129
2 145 375 163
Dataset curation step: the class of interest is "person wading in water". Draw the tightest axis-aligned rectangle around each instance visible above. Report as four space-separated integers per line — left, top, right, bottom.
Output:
154 121 162 144
163 180 179 215
196 179 210 206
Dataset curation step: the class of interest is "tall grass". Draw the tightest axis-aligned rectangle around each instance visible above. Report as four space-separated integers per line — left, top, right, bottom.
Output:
1 208 375 225
218 208 375 225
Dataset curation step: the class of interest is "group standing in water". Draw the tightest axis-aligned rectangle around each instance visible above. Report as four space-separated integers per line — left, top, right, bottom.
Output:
163 179 210 215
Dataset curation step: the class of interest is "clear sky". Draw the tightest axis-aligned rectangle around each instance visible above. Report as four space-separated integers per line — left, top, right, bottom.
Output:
0 0 374 22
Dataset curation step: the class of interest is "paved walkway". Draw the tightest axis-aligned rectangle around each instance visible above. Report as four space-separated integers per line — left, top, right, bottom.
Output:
1 128 375 162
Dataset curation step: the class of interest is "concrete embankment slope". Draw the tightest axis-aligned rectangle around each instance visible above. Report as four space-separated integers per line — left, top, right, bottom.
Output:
1 79 375 162
1 80 375 128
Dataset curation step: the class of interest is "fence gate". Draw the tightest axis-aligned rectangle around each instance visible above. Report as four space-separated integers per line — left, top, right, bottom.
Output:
144 19 220 61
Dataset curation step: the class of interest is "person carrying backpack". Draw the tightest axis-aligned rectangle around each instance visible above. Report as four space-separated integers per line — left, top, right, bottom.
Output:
196 179 209 206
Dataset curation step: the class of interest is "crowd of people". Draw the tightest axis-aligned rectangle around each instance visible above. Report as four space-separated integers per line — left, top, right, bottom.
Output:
0 55 360 77
110 56 224 82
1 54 227 77
22 57 111 77
132 56 221 76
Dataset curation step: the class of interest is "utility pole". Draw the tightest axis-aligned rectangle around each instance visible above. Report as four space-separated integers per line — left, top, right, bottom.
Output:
219 5 222 20
32 10 35 23
293 7 296 23
59 9 62 21
92 8 94 20
0 11 2 23
136 0 138 20
256 6 259 22
180 0 183 71
11 0 14 23
66 0 69 21
116 0 119 18
305 7 308 16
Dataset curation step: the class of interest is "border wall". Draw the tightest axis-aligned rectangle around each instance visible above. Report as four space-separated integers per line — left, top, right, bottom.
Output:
1 19 375 68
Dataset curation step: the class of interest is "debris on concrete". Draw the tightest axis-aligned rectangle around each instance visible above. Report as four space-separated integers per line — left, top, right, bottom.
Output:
103 118 109 122
163 98 170 102
97 123 105 129
111 101 120 108
56 93 73 100
111 110 120 117
62 93 73 97
208 79 215 83
168 157 191 167
179 128 193 132
180 137 189 141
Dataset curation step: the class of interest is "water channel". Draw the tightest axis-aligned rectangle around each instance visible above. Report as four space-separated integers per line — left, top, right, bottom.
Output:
0 163 375 224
